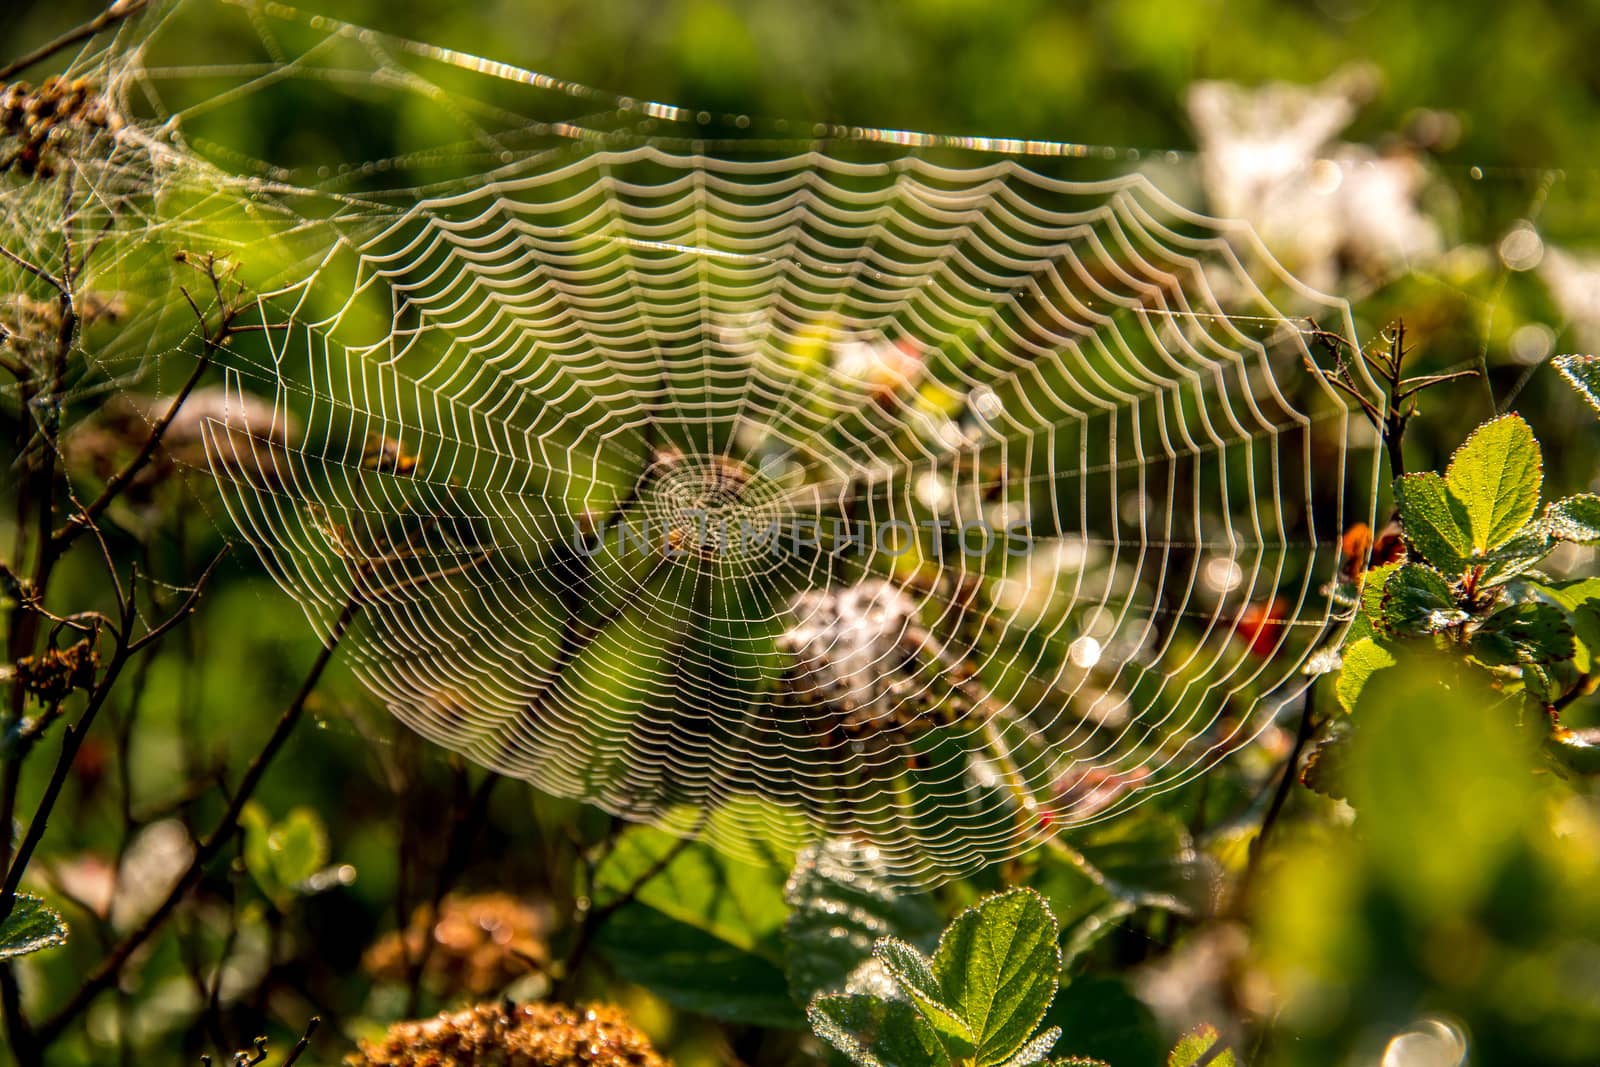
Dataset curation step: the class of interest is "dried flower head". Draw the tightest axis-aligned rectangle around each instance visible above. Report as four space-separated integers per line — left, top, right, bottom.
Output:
778 579 970 749
362 893 548 997
346 1001 667 1067
14 637 99 704
0 291 126 366
0 77 120 179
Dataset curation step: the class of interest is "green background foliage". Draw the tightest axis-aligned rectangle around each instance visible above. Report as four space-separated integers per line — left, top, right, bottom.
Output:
2 1 1600 1065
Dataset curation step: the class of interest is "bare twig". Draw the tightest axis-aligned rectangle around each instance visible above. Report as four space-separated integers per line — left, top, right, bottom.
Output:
1239 682 1321 904
0 0 149 83
33 600 357 1048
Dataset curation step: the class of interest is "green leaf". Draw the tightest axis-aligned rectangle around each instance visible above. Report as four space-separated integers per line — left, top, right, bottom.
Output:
241 804 329 905
1001 1026 1062 1066
784 838 941 1004
1470 601 1576 667
1379 564 1466 635
598 905 803 1028
1394 473 1472 573
1547 493 1600 544
1548 727 1600 775
875 937 976 1059
809 993 947 1067
595 824 802 1027
1476 525 1553 587
1059 811 1218 917
1167 1024 1237 1067
1554 354 1600 416
1530 578 1600 672
1336 636 1398 713
1300 718 1355 800
1444 413 1543 551
0 894 67 961
1040 975 1162 1067
932 887 1060 1067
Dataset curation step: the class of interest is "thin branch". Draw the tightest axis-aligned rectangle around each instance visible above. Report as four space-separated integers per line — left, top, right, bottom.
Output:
0 0 149 82
35 598 358 1047
128 547 227 652
1239 682 1320 904
52 285 238 550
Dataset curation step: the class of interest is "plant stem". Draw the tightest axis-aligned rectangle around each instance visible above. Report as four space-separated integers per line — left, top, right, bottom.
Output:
1239 682 1320 904
0 0 149 82
32 598 357 1049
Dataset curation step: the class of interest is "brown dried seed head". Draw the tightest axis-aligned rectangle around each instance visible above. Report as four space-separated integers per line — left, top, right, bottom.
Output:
346 1001 668 1067
362 893 548 998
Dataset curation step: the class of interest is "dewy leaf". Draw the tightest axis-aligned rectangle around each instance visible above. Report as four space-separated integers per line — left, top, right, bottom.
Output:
1379 564 1466 635
1470 601 1576 668
932 887 1061 1067
784 838 942 1005
1393 473 1473 574
1554 354 1600 416
1167 1023 1237 1067
0 894 68 961
1444 413 1543 551
875 937 976 1059
809 992 948 1067
1476 525 1553 588
1547 493 1600 544
1530 578 1600 672
1000 1026 1062 1067
1335 637 1398 713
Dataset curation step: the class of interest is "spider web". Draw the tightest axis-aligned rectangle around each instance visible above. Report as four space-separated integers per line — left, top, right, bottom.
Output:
3 0 1382 885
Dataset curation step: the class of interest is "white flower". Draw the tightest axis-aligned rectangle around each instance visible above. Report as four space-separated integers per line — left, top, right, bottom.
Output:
1540 246 1600 353
1186 68 1440 292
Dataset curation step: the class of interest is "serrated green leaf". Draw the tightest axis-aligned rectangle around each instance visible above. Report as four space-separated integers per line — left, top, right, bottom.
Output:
1547 493 1600 544
809 992 947 1067
1530 578 1600 672
875 937 975 1058
1394 473 1472 574
1001 1026 1062 1066
1444 413 1543 551
1379 564 1465 635
0 894 67 961
784 838 941 1005
1554 354 1600 416
1476 525 1553 587
1470 601 1576 667
1336 637 1397 713
933 888 1060 1066
1167 1024 1237 1067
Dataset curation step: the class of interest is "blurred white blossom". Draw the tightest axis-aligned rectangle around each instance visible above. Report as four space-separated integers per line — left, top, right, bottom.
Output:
1540 246 1600 353
1187 67 1441 292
